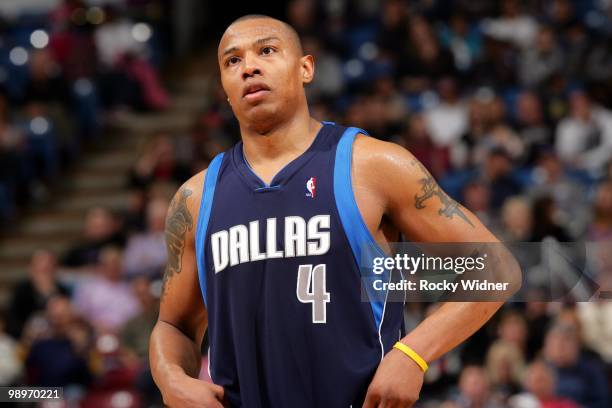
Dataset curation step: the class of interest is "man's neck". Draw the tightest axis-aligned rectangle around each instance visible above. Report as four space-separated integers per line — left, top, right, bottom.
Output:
240 111 322 166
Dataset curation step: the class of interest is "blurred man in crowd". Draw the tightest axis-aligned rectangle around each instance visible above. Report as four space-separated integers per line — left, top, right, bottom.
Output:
7 249 69 339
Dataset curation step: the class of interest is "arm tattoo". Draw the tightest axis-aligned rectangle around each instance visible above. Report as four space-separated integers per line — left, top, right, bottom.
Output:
411 160 474 228
162 188 194 297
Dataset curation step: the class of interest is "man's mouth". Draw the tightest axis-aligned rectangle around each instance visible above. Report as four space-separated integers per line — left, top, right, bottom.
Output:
243 83 271 101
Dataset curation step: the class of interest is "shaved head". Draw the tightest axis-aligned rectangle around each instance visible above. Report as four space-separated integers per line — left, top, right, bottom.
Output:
220 14 303 56
217 13 315 132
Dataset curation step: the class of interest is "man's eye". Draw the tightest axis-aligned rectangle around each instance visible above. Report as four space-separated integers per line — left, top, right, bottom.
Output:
261 47 275 55
227 56 240 65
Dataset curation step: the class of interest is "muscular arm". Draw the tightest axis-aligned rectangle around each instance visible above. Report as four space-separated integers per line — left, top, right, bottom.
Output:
355 136 521 404
149 171 223 406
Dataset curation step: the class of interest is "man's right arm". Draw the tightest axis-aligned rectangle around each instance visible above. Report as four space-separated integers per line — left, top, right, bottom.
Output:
149 170 225 408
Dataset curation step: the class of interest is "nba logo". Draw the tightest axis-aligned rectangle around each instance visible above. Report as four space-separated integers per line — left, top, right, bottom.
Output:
306 177 316 198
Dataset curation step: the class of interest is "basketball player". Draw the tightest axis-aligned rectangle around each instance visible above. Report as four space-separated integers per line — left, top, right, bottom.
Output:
150 15 521 408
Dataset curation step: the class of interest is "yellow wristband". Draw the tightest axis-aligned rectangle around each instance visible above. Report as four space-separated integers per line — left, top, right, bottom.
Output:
393 342 429 372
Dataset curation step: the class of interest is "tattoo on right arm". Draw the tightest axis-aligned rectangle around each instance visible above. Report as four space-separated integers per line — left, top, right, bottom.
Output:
162 188 194 298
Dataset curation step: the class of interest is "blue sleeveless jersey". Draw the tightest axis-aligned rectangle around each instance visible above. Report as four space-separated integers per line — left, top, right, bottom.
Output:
195 123 404 407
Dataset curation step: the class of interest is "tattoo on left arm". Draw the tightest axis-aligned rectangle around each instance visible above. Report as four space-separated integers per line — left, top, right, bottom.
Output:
411 160 474 228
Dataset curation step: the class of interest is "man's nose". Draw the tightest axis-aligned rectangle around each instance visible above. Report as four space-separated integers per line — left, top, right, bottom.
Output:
242 53 262 79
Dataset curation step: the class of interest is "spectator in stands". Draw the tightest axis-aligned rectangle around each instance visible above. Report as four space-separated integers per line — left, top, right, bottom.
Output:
120 276 161 406
577 272 612 363
446 365 504 408
530 195 572 242
123 197 168 279
25 294 93 387
0 313 22 386
94 6 146 70
424 77 468 148
527 150 588 237
438 12 482 74
475 97 525 165
23 49 71 108
61 206 124 268
542 323 610 408
586 180 612 242
485 311 527 397
48 1 98 80
371 76 409 133
0 90 26 219
302 36 344 100
514 91 552 164
498 196 532 242
481 0 538 49
478 148 522 211
129 134 192 191
72 246 140 333
121 276 158 362
420 304 463 400
394 114 450 179
120 188 147 235
461 181 493 228
509 359 579 408
523 288 552 360
555 90 612 176
23 49 75 158
376 0 408 61
6 249 69 339
286 0 317 37
584 38 612 106
519 26 563 88
397 15 456 93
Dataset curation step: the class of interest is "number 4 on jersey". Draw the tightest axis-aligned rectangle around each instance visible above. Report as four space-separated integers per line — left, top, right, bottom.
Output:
296 264 330 323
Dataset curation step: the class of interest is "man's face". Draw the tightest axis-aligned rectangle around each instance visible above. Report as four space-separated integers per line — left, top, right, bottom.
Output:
218 19 313 127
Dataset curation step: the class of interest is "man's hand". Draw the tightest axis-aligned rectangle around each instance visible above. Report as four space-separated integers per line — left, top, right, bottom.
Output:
162 371 225 408
363 348 424 408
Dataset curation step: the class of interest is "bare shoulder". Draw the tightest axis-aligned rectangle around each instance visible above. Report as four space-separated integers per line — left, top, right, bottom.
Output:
169 169 207 219
352 133 423 195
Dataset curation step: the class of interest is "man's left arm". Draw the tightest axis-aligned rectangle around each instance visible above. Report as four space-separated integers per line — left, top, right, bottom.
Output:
356 137 522 407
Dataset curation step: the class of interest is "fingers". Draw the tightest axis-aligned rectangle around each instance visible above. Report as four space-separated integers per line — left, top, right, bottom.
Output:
362 391 380 408
208 382 225 399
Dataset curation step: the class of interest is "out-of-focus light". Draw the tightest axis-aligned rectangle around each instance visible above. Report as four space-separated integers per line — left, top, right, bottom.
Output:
9 47 28 66
97 334 119 353
87 7 105 25
74 78 93 96
30 117 50 135
132 23 152 43
30 30 49 49
345 59 364 78
110 391 133 408
359 42 378 61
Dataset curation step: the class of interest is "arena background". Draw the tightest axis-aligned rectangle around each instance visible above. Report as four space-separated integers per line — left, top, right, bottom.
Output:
0 0 611 407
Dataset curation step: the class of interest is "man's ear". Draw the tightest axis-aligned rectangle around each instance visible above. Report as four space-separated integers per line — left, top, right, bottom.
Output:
300 54 315 85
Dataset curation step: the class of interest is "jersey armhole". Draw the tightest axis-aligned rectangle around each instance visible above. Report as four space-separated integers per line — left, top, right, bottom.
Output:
333 127 390 331
195 152 225 307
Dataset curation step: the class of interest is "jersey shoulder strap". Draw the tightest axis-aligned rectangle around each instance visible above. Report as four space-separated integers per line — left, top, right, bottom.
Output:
195 152 225 306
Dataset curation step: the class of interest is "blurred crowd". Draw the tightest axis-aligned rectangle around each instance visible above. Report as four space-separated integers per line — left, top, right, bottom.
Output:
0 0 169 225
1 0 612 407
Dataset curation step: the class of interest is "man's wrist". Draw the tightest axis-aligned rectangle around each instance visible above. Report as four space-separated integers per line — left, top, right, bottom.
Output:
161 365 191 394
393 341 429 372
